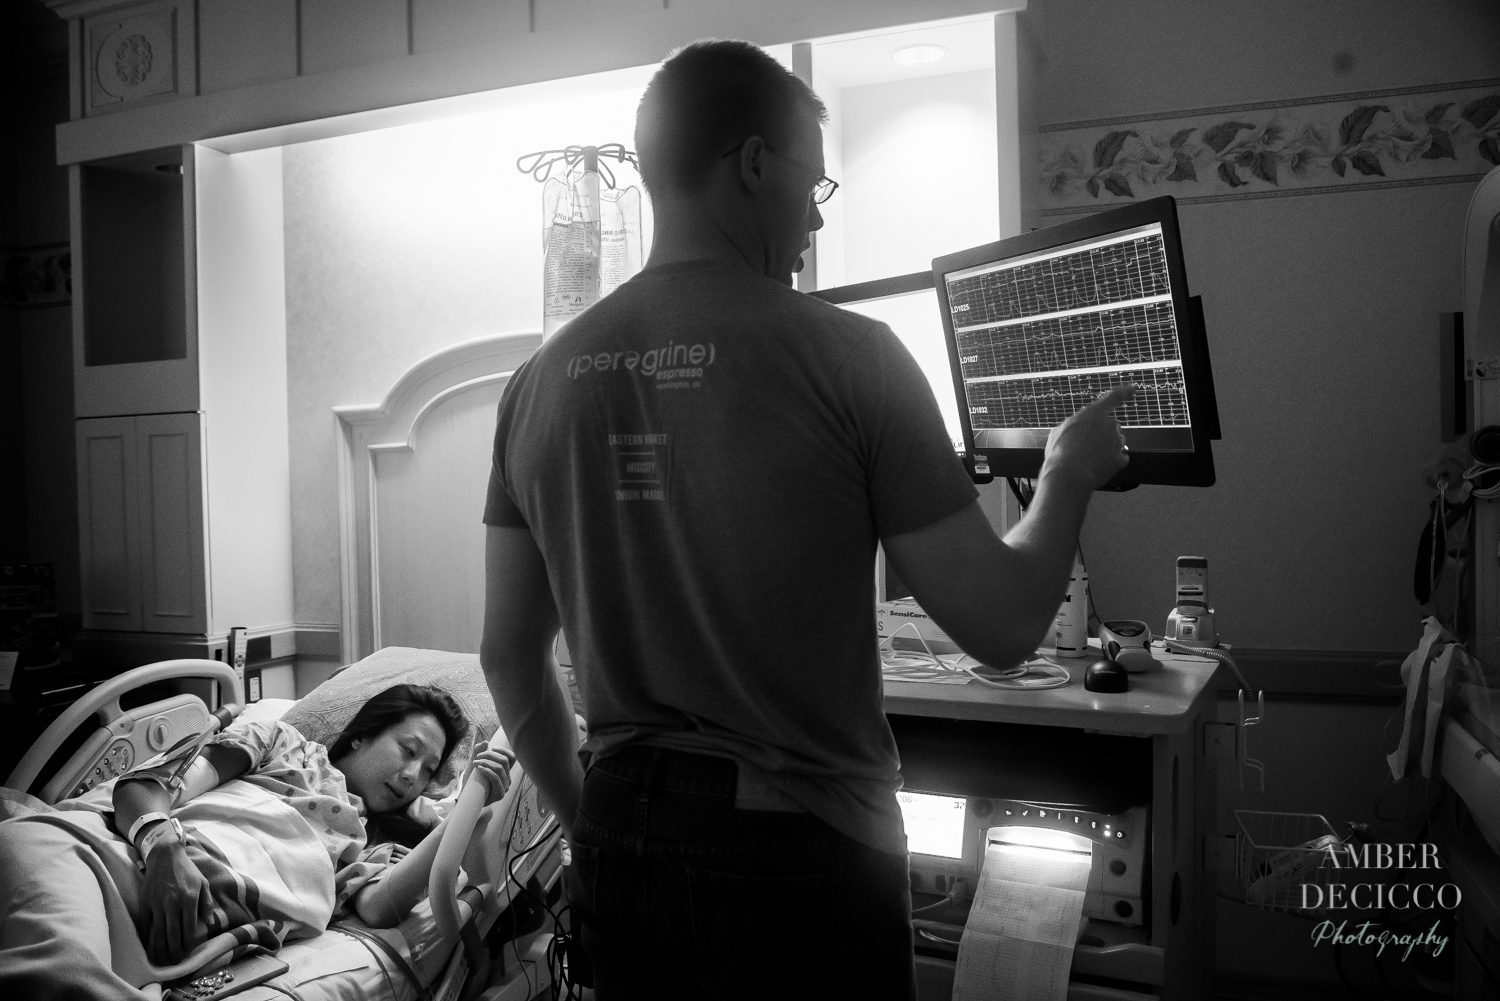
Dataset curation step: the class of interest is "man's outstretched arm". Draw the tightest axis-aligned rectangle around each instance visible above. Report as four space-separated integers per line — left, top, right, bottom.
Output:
479 525 582 841
882 386 1135 668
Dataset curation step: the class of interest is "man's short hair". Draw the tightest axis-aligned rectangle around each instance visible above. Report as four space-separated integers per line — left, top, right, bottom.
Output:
635 39 827 196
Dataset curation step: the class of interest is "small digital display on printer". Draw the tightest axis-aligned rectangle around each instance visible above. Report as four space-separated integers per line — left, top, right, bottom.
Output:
897 790 966 859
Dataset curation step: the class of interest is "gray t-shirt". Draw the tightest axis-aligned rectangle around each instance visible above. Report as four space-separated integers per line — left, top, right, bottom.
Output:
484 259 977 854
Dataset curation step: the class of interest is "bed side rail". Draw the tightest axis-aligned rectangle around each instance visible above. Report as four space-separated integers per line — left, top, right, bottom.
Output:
5 659 241 802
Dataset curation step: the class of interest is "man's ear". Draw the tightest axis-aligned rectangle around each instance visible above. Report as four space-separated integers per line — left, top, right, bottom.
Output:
736 135 767 193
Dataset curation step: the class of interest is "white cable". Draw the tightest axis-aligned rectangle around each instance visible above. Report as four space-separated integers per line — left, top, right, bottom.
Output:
879 623 1071 689
1464 461 1500 498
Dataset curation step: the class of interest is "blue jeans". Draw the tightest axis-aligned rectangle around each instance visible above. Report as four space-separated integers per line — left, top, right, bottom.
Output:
566 746 917 1000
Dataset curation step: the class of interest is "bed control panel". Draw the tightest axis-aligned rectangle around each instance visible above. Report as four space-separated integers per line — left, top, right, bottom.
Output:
42 694 214 803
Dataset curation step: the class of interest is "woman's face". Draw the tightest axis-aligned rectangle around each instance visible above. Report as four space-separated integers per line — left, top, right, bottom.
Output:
338 712 446 814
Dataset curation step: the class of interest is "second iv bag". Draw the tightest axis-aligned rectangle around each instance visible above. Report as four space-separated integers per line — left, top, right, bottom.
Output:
541 149 642 339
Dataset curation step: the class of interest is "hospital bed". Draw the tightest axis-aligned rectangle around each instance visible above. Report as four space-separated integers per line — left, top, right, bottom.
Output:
2 646 572 1001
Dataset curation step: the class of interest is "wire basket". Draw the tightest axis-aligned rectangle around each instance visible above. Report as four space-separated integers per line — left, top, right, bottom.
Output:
1235 810 1343 912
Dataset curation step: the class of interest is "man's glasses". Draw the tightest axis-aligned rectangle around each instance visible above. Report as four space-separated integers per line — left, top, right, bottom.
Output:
721 140 839 205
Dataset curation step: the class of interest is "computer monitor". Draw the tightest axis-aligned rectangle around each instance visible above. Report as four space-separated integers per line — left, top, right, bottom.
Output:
933 197 1218 488
811 272 992 484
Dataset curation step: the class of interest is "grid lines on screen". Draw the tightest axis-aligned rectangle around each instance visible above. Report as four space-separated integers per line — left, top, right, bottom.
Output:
945 225 1190 432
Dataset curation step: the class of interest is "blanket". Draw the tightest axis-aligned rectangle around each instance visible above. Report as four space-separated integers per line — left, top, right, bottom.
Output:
0 781 390 1000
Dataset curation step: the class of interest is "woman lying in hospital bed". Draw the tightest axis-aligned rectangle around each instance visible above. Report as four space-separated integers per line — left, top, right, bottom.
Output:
0 683 514 1000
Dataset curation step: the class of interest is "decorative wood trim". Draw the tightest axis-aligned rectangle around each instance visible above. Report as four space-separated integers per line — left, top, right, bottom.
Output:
81 0 195 117
292 623 342 660
334 414 360 665
53 0 1021 163
333 330 541 663
368 371 521 454
366 442 382 653
68 15 84 121
331 331 541 436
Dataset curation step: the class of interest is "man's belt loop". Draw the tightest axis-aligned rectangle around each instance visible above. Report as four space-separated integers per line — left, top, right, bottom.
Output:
631 748 663 854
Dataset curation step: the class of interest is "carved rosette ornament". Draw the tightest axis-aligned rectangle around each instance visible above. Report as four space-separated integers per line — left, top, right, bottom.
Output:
88 11 179 111
114 34 154 86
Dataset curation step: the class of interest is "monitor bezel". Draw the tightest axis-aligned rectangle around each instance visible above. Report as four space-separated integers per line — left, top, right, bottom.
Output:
932 196 1216 489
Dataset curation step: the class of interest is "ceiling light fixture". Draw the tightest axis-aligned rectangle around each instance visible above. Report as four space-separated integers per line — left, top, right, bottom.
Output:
890 43 948 67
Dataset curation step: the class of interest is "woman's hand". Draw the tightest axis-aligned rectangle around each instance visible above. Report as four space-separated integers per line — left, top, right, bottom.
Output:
138 841 214 965
465 741 517 805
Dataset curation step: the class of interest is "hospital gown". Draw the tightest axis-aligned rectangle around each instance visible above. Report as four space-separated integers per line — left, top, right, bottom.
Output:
0 720 408 1000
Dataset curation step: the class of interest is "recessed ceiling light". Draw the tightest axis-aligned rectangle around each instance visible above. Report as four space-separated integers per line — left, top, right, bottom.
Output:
891 43 948 67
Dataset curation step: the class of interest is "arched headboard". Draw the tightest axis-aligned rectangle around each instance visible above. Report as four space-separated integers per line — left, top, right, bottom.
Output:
334 331 541 663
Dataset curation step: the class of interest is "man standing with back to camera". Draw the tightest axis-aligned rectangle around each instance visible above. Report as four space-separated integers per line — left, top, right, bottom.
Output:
479 39 1133 1000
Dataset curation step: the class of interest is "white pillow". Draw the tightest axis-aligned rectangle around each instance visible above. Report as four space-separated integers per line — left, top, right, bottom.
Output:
228 698 297 731
280 648 500 797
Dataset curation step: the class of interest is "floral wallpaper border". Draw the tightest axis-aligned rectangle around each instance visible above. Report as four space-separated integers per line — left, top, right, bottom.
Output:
1 244 71 310
1038 79 1500 217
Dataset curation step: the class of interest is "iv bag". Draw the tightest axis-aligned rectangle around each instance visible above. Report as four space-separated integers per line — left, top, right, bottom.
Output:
542 171 599 339
541 170 644 339
601 186 643 298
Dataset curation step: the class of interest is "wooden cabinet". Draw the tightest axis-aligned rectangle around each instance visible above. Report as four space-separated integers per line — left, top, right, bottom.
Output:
68 142 294 663
76 413 207 635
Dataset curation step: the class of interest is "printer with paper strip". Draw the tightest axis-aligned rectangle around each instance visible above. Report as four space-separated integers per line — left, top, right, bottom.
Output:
892 714 1163 1000
902 790 1148 926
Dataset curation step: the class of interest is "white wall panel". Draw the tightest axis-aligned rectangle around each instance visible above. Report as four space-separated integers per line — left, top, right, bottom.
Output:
198 0 298 95
195 144 296 636
841 69 998 284
372 381 507 653
412 0 529 55
532 0 664 34
300 0 410 77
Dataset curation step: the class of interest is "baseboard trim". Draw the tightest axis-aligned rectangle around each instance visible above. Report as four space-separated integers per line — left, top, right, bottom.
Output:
292 624 343 660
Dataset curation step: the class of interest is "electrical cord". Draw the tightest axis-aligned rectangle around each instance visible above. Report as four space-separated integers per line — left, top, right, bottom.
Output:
878 622 1070 689
501 786 534 1001
336 923 432 1001
257 983 309 1001
910 879 965 918
1464 461 1500 498
1005 477 1034 512
499 810 584 1001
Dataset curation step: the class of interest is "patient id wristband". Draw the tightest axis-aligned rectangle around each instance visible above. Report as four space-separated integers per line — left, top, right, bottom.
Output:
138 817 186 860
127 811 171 846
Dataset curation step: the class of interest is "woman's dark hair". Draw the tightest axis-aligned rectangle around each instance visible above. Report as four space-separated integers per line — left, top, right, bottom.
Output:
328 684 469 848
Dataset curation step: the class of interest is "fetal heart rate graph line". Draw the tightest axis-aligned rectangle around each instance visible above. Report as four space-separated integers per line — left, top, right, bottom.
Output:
946 233 1173 328
947 225 1191 431
956 301 1180 381
965 366 1189 430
